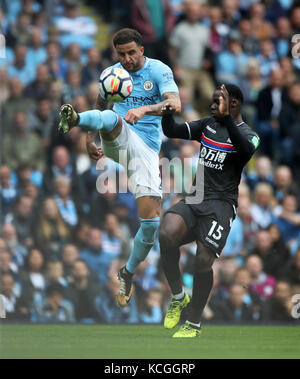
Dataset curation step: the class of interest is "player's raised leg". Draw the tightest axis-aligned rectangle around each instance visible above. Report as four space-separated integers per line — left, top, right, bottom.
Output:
59 104 122 139
116 195 161 307
159 212 193 329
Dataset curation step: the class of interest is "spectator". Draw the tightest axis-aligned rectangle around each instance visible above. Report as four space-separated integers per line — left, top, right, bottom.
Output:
236 195 259 255
62 68 84 104
5 194 35 249
53 1 97 50
61 243 79 281
240 58 263 126
207 5 229 55
1 77 34 132
35 197 71 258
43 145 83 198
249 2 275 40
0 250 20 284
81 47 104 88
139 288 164 324
0 165 18 222
0 273 30 321
46 41 68 81
238 18 258 56
256 68 287 158
216 257 239 299
222 0 241 29
250 183 275 229
215 30 248 86
26 97 55 146
53 175 80 228
64 259 102 323
169 0 214 114
5 12 32 48
279 82 300 167
273 193 300 247
245 255 276 300
246 155 274 191
212 284 258 323
24 64 51 101
46 260 67 288
62 42 83 72
234 267 263 310
290 3 300 34
26 26 47 69
256 39 280 85
2 111 45 172
1 223 28 269
20 248 46 306
0 67 10 105
282 247 300 286
273 165 295 205
80 227 112 285
250 228 290 278
131 0 175 65
275 17 292 58
7 44 36 86
262 280 296 322
14 163 43 192
31 282 75 323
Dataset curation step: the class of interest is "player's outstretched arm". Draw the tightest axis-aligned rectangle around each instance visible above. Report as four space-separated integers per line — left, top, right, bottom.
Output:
124 92 181 125
161 114 191 140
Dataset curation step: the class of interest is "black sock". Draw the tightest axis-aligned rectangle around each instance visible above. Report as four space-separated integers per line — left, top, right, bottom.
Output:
160 246 182 295
189 269 214 324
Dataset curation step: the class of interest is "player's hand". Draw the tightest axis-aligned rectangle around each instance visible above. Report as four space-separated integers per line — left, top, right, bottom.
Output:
86 142 104 161
124 108 145 125
219 84 230 117
161 102 177 115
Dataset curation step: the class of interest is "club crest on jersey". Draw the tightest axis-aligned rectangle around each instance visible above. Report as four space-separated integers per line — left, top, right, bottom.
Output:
144 80 154 91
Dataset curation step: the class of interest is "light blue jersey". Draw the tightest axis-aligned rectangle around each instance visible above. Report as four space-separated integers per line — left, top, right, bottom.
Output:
108 57 178 153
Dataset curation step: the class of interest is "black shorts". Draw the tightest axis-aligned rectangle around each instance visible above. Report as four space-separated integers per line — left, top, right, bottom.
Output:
165 199 237 257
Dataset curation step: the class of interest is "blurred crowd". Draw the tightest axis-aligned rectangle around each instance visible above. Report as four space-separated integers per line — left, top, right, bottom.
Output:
0 0 300 324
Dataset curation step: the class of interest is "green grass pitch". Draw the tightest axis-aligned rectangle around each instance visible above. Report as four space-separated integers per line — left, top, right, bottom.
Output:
1 324 299 359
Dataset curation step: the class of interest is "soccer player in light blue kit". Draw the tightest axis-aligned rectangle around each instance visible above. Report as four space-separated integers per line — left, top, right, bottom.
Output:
59 28 181 307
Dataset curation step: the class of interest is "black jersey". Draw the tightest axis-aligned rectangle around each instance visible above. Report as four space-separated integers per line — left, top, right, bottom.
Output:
162 114 260 206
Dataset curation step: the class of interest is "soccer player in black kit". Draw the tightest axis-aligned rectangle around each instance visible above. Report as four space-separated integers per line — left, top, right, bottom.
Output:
159 84 260 338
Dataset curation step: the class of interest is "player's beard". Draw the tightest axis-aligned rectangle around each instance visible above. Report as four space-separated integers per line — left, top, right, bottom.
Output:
125 56 144 73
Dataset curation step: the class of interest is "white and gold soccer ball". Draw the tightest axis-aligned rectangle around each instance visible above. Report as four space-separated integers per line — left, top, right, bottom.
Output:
99 67 133 102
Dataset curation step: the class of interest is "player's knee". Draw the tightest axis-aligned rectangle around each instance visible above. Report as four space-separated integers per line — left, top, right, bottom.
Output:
159 224 177 251
140 218 160 246
194 247 215 273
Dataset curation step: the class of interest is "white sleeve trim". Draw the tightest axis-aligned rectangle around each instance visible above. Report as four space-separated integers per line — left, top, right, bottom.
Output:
185 122 192 140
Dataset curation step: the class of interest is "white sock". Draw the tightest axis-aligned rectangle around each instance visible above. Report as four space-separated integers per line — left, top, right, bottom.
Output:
187 320 201 328
172 290 185 301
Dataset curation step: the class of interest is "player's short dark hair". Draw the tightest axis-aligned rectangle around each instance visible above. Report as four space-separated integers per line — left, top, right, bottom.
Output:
113 28 143 47
217 84 244 104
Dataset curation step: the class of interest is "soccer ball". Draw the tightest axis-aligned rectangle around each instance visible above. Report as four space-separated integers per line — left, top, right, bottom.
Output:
99 67 133 102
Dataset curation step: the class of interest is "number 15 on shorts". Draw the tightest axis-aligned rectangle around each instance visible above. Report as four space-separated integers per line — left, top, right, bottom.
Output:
208 220 224 240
